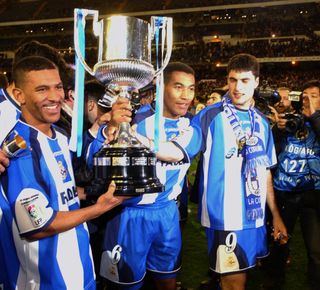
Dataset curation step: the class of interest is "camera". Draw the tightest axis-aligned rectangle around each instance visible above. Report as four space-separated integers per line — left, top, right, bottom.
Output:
284 113 304 133
254 80 281 115
284 91 304 133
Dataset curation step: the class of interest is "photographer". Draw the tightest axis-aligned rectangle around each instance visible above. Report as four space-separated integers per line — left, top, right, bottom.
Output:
263 80 320 290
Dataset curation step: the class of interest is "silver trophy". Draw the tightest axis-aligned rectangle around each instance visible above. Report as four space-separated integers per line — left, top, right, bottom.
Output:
74 9 172 195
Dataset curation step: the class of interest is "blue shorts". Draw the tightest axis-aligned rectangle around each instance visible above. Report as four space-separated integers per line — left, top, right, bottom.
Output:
100 201 181 285
205 226 268 274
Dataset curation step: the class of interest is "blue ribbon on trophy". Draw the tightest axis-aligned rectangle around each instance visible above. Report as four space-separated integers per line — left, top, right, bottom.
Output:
70 9 86 156
154 17 165 153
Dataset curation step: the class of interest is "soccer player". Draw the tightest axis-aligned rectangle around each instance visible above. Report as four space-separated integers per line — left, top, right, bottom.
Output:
129 54 287 290
0 56 125 290
100 62 195 290
0 40 73 289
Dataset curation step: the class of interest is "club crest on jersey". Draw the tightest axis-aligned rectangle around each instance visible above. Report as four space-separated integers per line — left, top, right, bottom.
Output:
58 161 68 180
55 154 71 182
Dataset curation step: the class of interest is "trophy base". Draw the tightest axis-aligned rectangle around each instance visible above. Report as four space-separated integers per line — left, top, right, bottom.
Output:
93 146 164 196
94 59 155 89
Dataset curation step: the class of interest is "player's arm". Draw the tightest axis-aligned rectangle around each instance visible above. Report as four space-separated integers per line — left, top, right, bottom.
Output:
27 182 124 240
266 170 287 240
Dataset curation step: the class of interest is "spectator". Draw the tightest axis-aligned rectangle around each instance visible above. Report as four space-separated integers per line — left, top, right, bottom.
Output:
263 80 320 290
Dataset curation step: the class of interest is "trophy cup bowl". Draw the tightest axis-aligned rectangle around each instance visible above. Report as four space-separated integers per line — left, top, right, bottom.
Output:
74 10 172 196
94 59 155 89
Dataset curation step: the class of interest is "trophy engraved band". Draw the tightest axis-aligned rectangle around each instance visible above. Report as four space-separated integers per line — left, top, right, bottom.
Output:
74 9 173 195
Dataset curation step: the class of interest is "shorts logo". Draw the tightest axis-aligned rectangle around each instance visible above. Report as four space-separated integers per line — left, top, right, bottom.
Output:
108 245 122 265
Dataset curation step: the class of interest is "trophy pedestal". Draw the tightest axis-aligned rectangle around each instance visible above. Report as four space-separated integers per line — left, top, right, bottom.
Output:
93 146 164 196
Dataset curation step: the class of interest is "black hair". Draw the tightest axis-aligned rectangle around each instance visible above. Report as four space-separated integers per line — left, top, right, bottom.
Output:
0 73 9 88
84 79 105 103
12 56 58 88
163 62 195 83
13 40 72 89
227 53 260 78
302 80 320 92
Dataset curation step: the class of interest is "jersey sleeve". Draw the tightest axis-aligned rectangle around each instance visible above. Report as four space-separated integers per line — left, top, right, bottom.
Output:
83 125 107 168
171 122 202 161
5 154 55 237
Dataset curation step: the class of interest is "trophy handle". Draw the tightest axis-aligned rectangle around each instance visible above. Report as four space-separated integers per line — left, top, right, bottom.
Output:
74 8 103 76
151 16 173 77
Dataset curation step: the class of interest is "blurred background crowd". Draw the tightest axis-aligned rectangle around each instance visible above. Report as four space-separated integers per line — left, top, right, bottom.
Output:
0 0 319 104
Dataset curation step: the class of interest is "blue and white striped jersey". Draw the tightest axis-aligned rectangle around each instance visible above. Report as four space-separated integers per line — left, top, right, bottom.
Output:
0 88 21 289
174 102 277 231
1 120 96 290
0 186 21 290
273 122 320 191
0 88 21 142
124 115 192 206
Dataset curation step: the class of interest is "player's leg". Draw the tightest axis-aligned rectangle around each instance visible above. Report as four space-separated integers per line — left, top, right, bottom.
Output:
99 207 151 288
147 201 182 290
205 227 268 290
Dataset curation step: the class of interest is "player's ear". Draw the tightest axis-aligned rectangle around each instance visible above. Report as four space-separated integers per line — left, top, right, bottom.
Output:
13 88 25 105
254 77 259 89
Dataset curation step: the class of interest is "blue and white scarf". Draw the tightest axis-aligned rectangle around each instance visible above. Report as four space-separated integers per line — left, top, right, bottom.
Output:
223 97 271 220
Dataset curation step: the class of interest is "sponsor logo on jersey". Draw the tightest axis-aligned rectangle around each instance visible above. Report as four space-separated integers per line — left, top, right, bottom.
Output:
60 186 78 205
158 159 186 167
225 147 237 159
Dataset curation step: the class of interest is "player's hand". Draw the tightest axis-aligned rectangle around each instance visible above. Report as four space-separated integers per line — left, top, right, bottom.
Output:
272 215 288 244
109 97 132 126
95 182 128 213
103 98 132 143
276 113 288 130
0 150 9 173
267 106 279 124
